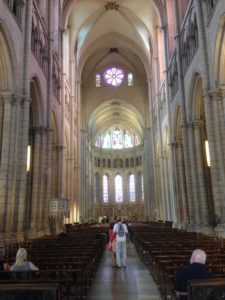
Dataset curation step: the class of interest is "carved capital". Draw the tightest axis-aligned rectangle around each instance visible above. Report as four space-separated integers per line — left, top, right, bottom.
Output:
192 120 203 129
0 91 14 104
55 144 64 152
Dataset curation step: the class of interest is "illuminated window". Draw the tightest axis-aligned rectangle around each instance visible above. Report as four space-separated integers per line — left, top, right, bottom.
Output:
128 73 133 86
95 66 133 87
129 174 135 202
115 175 123 202
96 74 101 87
103 175 109 202
102 131 111 148
95 126 141 149
112 127 123 149
103 67 125 86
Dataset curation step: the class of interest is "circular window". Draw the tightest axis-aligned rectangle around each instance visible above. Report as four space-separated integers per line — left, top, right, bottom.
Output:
103 67 125 86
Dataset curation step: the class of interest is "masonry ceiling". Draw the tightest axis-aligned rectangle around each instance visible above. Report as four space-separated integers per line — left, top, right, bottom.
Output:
63 0 163 140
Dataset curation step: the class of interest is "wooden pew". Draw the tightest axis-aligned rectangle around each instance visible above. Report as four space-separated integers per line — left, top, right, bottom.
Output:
0 282 60 300
187 278 225 300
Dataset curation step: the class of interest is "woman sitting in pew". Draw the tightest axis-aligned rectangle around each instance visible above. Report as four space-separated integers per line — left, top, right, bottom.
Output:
10 248 39 272
175 249 212 300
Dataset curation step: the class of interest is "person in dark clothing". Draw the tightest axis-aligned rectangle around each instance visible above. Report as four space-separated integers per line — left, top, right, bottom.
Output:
0 248 10 280
175 249 212 300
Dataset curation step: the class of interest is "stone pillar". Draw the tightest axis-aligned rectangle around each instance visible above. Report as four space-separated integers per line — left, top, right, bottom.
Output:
59 30 67 206
186 122 199 228
173 0 195 229
177 142 189 225
193 0 225 235
17 0 33 240
161 23 177 223
75 79 81 221
42 0 54 235
209 89 225 228
192 121 210 231
28 126 43 237
80 130 88 220
69 59 76 223
0 92 14 234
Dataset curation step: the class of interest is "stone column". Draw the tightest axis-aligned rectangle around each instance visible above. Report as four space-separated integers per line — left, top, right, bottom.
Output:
186 122 200 228
193 0 225 234
59 30 67 202
28 126 43 237
173 0 195 229
80 130 88 220
177 141 189 225
146 79 157 219
0 92 13 234
17 0 33 239
42 0 54 235
75 79 81 222
161 23 177 223
209 89 225 225
192 120 210 231
70 59 76 223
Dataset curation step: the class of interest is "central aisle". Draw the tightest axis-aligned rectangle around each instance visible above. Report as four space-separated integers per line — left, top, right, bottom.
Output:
87 243 162 300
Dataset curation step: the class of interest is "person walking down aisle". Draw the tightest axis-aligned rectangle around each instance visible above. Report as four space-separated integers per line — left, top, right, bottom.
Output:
113 219 128 268
87 242 162 300
108 222 117 266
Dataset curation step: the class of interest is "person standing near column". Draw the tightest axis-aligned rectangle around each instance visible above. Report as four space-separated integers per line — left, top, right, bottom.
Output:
113 219 128 268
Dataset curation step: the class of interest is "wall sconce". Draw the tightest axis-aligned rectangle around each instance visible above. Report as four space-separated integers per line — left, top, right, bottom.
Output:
27 145 31 172
205 140 211 167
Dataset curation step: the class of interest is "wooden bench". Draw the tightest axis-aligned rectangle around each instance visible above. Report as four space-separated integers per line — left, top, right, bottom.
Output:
187 278 225 300
0 282 60 300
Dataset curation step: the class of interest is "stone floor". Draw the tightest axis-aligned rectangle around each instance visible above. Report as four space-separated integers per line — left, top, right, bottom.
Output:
87 243 162 300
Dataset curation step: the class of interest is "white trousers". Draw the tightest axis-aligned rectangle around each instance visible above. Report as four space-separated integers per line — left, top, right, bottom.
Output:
116 239 127 267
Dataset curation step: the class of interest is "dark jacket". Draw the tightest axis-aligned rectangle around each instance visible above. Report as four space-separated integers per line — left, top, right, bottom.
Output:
175 262 212 294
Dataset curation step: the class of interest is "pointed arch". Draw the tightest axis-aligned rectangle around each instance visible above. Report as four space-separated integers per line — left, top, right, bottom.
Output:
214 14 225 85
0 20 19 91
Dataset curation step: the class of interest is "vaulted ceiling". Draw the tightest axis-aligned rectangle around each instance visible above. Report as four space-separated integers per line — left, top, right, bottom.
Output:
62 0 165 142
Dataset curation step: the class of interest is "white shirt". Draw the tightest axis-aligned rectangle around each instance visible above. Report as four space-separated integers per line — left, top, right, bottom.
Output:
113 222 128 241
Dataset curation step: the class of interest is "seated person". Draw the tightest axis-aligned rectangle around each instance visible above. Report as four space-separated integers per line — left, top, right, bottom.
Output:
10 248 39 272
175 249 212 300
0 248 10 280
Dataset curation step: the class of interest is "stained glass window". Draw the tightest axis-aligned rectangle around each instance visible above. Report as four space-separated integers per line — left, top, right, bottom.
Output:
124 130 132 148
95 127 140 149
95 67 133 87
95 136 101 147
128 73 133 86
115 175 123 202
129 174 135 202
96 74 101 87
103 67 125 87
103 175 109 202
102 131 111 148
112 127 123 149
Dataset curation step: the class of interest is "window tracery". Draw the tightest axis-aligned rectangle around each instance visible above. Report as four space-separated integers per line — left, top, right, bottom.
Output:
95 127 140 149
95 66 133 87
115 175 123 202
